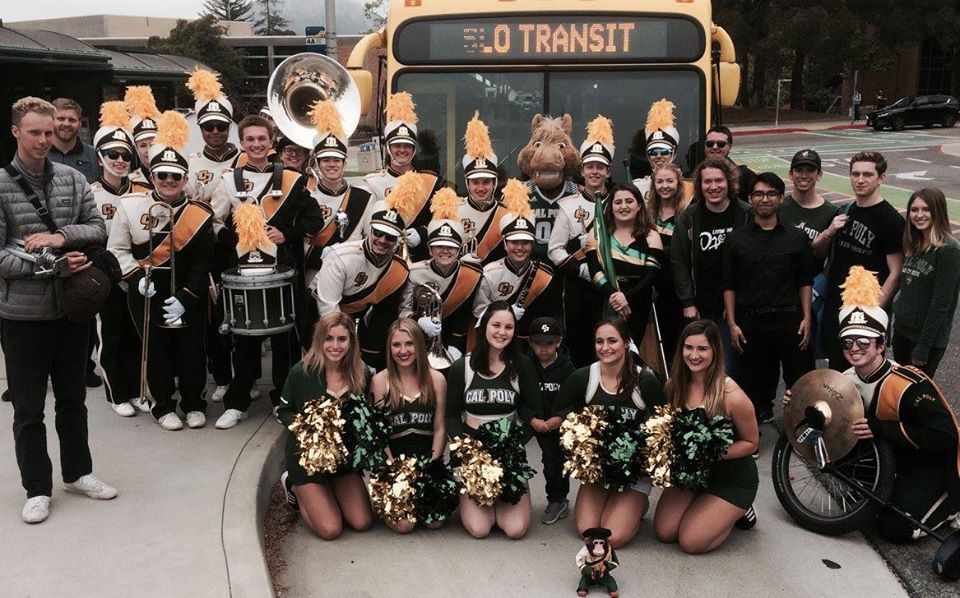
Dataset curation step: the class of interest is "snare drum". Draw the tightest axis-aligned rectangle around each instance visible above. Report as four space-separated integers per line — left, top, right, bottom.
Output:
220 266 296 336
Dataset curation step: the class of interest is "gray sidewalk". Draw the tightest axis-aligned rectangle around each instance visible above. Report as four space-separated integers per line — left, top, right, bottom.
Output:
0 349 278 598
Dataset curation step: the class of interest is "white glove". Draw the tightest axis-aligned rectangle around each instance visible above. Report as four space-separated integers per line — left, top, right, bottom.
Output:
579 263 590 281
417 316 442 338
321 245 336 260
163 296 186 324
447 346 463 361
138 277 156 297
405 228 422 248
511 305 525 321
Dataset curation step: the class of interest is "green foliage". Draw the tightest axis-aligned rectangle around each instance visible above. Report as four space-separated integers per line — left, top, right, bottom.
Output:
147 16 248 110
253 0 295 35
201 0 254 22
363 0 387 32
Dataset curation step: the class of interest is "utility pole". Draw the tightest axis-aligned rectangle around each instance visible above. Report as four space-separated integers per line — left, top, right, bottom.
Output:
775 79 791 127
325 0 338 59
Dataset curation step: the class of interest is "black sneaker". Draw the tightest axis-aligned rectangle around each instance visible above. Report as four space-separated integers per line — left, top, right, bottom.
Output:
281 471 298 513
541 500 569 525
85 369 103 388
757 410 775 425
1 390 10 403
735 506 757 530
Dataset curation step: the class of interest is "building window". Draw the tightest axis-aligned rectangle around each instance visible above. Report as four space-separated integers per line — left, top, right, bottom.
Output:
918 38 953 96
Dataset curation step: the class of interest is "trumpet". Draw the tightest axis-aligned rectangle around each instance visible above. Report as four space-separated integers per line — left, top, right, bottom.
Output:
413 283 455 371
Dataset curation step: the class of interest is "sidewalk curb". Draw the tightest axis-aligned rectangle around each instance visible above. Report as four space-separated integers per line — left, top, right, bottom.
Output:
222 414 284 598
733 123 870 136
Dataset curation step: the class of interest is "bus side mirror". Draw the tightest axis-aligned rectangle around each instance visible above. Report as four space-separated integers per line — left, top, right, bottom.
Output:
717 62 741 107
349 70 374 117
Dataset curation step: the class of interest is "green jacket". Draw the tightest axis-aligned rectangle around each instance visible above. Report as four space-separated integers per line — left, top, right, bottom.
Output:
893 239 960 361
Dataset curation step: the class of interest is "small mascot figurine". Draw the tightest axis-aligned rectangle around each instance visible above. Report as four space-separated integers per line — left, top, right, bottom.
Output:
576 527 619 597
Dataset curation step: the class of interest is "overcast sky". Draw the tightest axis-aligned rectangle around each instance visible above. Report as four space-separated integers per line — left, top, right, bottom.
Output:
4 1 207 22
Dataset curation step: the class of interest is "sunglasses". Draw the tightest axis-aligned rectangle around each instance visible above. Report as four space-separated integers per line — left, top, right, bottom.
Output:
105 150 132 162
155 172 184 182
704 140 729 149
201 123 229 133
647 148 673 157
372 229 398 242
841 337 874 351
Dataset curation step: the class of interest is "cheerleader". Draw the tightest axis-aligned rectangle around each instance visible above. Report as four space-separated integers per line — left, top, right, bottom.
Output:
445 300 543 539
370 318 448 533
277 313 373 540
653 320 759 554
553 317 665 547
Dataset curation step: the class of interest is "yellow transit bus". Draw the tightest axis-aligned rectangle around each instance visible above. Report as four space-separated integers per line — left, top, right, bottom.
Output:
347 0 740 186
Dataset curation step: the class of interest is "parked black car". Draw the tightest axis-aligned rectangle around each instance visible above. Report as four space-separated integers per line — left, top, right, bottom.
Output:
867 95 958 131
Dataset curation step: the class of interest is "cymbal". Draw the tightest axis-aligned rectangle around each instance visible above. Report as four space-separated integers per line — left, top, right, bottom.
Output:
784 369 863 462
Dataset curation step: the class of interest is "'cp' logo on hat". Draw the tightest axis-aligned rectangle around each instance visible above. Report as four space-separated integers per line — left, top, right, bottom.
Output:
514 219 528 229
324 136 338 147
383 210 399 223
162 149 177 162
541 324 550 333
208 102 221 112
849 310 867 325
475 158 487 168
112 130 127 140
592 143 602 152
440 224 453 236
142 119 155 128
399 126 409 136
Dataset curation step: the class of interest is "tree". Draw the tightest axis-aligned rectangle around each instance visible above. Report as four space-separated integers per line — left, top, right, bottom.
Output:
147 16 249 111
253 0 295 35
363 0 387 32
201 0 254 22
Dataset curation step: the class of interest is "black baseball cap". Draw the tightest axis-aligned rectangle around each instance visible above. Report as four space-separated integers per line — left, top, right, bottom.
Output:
791 149 821 171
529 317 563 341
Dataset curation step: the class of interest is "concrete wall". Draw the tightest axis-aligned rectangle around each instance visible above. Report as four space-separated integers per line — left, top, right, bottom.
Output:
9 15 253 38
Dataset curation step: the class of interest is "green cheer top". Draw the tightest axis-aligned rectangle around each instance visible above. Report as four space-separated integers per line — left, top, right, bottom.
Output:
445 353 542 439
277 361 372 486
552 362 665 422
380 393 436 459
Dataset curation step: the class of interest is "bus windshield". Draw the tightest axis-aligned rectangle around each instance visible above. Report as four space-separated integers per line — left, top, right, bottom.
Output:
397 69 704 190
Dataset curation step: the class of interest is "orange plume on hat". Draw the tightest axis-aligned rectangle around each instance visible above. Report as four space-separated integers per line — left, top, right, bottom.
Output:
386 92 418 124
501 178 533 220
124 86 160 119
430 187 461 221
645 99 676 133
309 100 345 140
585 115 614 146
186 68 223 103
840 266 882 308
234 203 274 254
99 101 130 129
387 172 424 224
464 111 494 159
154 111 189 151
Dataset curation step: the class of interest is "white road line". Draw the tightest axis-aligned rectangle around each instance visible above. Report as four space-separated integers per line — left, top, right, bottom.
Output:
906 157 932 163
951 165 960 170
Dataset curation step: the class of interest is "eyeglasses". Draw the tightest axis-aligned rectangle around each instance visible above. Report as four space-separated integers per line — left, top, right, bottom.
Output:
841 337 874 351
647 148 673 157
372 229 398 242
155 172 183 182
281 147 306 156
704 140 729 149
201 123 229 133
105 150 132 162
749 190 781 200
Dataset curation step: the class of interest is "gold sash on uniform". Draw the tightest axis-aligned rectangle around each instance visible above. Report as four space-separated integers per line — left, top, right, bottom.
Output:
474 204 510 260
339 257 410 315
138 202 211 269
308 188 352 247
261 170 301 222
442 262 483 317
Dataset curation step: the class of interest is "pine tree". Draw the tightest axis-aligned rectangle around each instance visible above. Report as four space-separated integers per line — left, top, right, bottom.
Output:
201 0 254 22
253 0 295 36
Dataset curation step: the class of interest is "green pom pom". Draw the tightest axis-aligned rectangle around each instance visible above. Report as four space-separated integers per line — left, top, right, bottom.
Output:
669 408 734 491
414 457 460 524
340 395 391 472
474 418 535 505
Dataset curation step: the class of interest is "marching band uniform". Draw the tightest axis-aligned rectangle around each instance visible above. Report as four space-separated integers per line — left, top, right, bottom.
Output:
458 112 507 267
125 86 160 192
548 118 612 367
632 99 694 201
837 269 960 543
211 153 323 425
357 93 441 262
400 189 482 357
312 177 420 370
107 113 215 429
90 102 146 416
473 180 561 352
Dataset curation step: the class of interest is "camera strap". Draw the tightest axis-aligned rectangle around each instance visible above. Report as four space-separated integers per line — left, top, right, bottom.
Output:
4 163 58 234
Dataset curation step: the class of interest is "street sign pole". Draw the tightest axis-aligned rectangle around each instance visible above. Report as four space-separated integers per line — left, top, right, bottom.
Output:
775 78 792 127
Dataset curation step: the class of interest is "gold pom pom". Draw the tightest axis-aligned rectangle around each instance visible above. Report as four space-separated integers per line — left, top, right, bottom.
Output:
386 91 418 124
124 86 159 119
185 68 224 103
154 111 190 151
430 187 461 222
840 266 883 308
644 405 675 488
449 435 503 507
501 178 533 220
234 203 275 254
560 405 607 485
464 111 494 160
288 397 348 476
387 171 425 224
309 100 345 141
99 101 130 129
645 99 676 134
369 456 421 525
585 115 614 147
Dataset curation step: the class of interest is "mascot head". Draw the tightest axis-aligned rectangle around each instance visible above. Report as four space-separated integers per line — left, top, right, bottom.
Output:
517 114 580 191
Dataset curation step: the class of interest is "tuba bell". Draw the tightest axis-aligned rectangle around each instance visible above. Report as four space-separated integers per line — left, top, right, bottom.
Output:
268 52 362 152
413 283 455 371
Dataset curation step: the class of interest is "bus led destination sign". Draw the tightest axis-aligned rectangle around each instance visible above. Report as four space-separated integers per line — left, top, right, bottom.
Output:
395 16 704 64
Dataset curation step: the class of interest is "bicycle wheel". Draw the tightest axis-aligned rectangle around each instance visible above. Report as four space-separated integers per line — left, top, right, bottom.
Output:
772 433 895 536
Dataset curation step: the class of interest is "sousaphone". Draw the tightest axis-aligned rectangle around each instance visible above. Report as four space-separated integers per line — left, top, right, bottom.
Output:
268 52 361 150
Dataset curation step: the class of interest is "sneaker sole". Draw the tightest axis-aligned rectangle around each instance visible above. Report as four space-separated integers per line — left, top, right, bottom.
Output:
64 487 117 500
541 506 569 525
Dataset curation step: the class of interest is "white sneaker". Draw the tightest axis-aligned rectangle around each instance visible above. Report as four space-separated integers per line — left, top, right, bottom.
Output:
22 496 50 523
216 409 248 429
64 474 118 500
131 397 152 413
111 402 136 417
158 412 183 431
211 385 227 403
185 411 206 429
949 512 960 531
250 387 261 401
